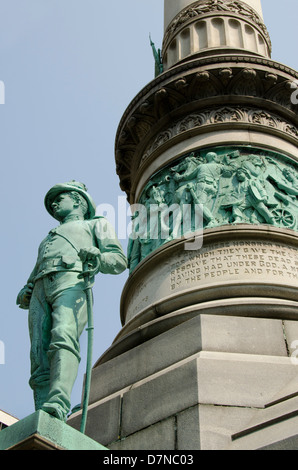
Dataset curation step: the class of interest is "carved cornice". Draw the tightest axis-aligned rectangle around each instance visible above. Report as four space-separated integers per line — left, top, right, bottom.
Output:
116 55 298 138
142 106 298 164
115 56 298 200
162 0 271 53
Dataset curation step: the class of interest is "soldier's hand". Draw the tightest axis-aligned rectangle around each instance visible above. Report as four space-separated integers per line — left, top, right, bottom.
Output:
16 283 34 310
79 247 101 263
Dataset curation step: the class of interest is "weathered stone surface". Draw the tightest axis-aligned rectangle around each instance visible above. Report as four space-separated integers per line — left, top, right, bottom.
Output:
121 360 198 437
67 348 298 449
197 352 298 408
176 406 201 450
68 396 121 447
230 414 298 450
72 316 298 449
283 320 298 358
259 435 298 450
91 314 287 406
231 396 298 442
90 316 203 404
200 315 287 357
109 417 176 450
197 404 257 451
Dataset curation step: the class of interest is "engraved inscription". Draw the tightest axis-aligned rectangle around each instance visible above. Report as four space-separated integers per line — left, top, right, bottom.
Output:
170 241 298 290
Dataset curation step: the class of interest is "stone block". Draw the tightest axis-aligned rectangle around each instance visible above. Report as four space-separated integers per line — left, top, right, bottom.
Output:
230 414 298 450
109 418 176 450
121 359 198 437
259 435 298 450
267 376 298 406
231 396 298 442
176 406 200 450
176 404 256 451
89 316 203 404
283 320 298 357
197 404 257 450
90 314 287 406
197 352 298 408
200 315 287 357
68 396 121 446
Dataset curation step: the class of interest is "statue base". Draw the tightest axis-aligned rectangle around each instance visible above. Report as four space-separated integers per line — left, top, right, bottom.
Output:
0 410 107 450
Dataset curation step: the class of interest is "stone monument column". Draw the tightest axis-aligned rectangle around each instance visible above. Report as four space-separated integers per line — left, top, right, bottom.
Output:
164 0 264 30
69 0 298 450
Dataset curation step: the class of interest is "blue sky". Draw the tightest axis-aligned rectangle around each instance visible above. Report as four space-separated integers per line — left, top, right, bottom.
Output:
0 0 297 421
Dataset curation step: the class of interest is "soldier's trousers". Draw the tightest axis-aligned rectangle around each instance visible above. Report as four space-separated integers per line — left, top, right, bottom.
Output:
28 271 88 420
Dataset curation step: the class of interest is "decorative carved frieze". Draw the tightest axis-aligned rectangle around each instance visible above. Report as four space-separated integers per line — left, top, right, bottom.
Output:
128 146 298 273
162 0 271 53
141 107 298 163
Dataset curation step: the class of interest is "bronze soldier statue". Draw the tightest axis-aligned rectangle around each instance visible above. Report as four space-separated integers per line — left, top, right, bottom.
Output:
17 181 127 421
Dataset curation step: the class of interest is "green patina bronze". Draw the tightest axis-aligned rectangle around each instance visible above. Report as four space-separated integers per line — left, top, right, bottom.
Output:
0 410 107 450
150 35 163 77
17 181 127 422
128 147 298 273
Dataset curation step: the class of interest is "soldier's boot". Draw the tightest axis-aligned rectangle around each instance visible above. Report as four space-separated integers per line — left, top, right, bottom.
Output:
42 349 80 421
33 383 50 411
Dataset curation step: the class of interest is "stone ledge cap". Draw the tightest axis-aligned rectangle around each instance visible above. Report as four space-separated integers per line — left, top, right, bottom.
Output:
0 410 107 451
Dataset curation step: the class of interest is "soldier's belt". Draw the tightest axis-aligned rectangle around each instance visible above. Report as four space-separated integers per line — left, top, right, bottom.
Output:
34 257 83 281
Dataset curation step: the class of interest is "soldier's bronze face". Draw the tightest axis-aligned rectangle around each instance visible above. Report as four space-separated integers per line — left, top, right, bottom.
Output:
51 193 76 221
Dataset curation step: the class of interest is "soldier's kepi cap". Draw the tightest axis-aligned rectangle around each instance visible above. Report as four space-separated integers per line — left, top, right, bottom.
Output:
44 180 96 220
